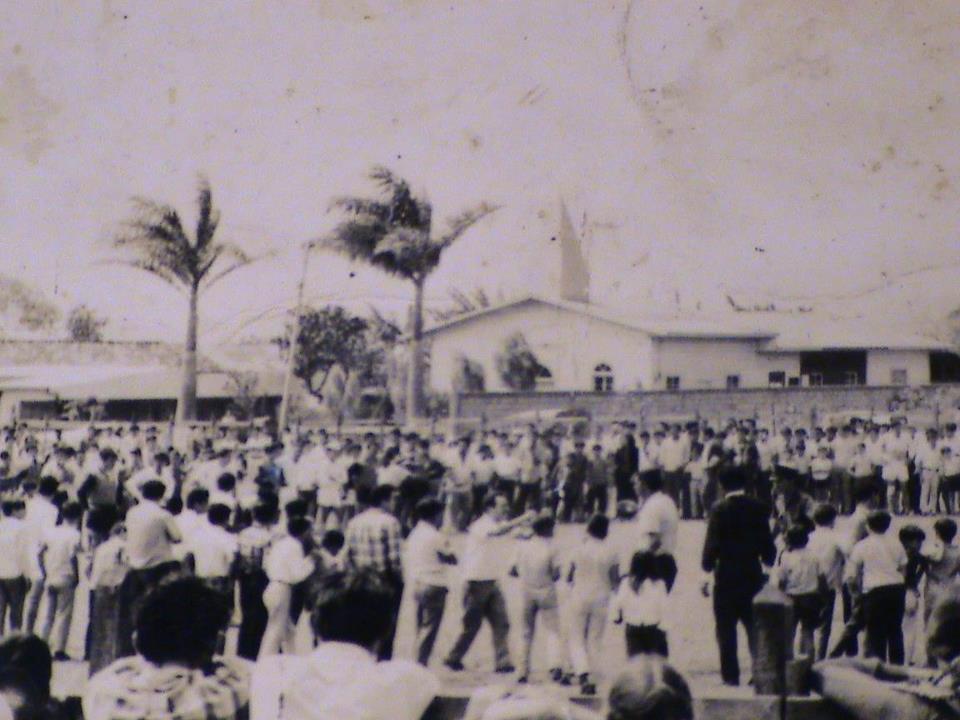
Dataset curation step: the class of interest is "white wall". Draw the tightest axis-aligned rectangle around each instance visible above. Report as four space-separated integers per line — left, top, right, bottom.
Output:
866 350 930 386
427 301 655 392
653 339 801 390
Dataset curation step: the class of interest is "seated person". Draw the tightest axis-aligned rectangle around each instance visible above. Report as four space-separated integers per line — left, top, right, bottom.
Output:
813 588 960 720
251 568 439 720
83 577 250 720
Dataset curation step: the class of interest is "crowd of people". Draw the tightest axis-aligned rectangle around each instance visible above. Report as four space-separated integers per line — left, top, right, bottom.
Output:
0 413 956 718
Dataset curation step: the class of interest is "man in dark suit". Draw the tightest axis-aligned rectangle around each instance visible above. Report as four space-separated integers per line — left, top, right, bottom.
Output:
701 467 777 686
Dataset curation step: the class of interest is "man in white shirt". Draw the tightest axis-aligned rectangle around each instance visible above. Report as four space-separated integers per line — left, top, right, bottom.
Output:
23 477 59 633
0 500 27 632
635 472 680 591
250 570 439 720
405 498 456 666
39 502 83 659
659 426 690 519
116 480 183 658
186 504 238 598
444 495 533 673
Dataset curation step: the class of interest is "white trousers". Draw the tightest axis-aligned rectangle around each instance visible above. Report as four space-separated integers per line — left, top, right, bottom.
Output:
568 594 609 676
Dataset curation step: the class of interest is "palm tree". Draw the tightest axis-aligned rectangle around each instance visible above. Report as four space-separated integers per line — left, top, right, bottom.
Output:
324 167 496 420
113 178 256 423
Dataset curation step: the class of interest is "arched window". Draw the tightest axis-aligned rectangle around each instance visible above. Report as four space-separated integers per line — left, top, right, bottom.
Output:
593 363 614 392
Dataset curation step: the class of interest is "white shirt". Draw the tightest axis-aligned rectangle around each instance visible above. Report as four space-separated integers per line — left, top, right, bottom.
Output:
0 517 25 579
659 437 689 472
264 536 314 585
405 522 448 588
189 524 238 579
635 491 679 555
40 524 81 586
460 515 510 581
848 533 907 592
23 497 58 580
510 537 559 592
568 537 619 600
125 500 181 570
251 641 439 720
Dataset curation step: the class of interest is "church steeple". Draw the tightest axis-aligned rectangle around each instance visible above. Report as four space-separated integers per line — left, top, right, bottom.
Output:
558 197 590 303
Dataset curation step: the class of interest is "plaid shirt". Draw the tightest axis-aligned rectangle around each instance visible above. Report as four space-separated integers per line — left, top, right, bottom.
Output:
345 508 403 578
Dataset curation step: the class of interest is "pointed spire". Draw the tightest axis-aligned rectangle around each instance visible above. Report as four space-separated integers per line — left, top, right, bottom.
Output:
558 197 590 303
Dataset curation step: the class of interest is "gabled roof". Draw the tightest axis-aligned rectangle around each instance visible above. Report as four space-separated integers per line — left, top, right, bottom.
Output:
421 295 777 340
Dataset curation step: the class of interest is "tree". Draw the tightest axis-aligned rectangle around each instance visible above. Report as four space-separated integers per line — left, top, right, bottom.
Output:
496 332 548 391
429 287 492 323
0 275 60 332
324 166 497 420
66 304 107 342
453 355 485 392
276 305 370 402
225 370 261 420
113 178 257 422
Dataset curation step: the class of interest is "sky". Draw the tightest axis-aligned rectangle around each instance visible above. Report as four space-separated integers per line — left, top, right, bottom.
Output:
1 0 959 348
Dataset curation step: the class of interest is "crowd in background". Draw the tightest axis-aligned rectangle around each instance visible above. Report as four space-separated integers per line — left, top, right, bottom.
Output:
0 413 954 718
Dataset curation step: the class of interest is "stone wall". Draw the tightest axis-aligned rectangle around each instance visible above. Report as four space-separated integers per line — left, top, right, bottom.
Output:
456 383 960 429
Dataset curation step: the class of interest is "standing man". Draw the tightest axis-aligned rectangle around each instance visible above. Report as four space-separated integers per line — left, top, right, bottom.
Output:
405 498 457 666
344 485 404 660
635 470 680 591
444 495 532 674
701 468 776 687
116 480 183 657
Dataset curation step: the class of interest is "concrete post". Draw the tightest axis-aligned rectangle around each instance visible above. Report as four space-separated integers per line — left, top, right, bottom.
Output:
752 583 793 696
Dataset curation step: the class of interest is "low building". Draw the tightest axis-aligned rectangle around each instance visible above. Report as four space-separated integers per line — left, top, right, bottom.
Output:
0 340 283 423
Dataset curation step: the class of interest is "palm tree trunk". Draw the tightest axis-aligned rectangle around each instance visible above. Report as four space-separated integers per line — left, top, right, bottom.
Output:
407 278 426 421
177 284 199 423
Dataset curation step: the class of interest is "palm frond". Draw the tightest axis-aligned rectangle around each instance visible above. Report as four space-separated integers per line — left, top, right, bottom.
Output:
322 219 386 262
199 244 259 291
195 178 220 251
369 165 408 193
435 202 499 251
329 197 392 222
102 259 186 292
372 226 432 279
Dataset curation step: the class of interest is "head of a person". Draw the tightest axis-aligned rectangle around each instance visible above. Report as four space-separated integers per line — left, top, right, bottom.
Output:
37 477 58 499
287 515 311 540
321 529 345 556
629 551 660 587
587 513 609 541
866 510 892 535
252 502 277 527
284 499 308 519
372 484 394 511
934 518 958 545
216 473 236 493
186 488 209 513
639 471 664 495
812 503 837 529
60 502 82 528
784 525 809 551
899 525 926 555
415 498 444 529
134 578 231 669
532 515 555 539
0 502 17 520
310 570 395 655
207 503 231 528
140 480 166 503
607 656 693 720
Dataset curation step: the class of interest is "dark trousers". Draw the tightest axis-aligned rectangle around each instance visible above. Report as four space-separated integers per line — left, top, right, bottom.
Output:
830 584 863 658
0 577 27 633
818 589 837 660
446 580 512 669
864 584 906 665
237 569 269 660
378 576 404 661
584 485 608 516
713 591 757 686
116 561 181 658
414 584 448 666
625 624 669 657
472 486 488 521
514 483 542 516
662 471 683 514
